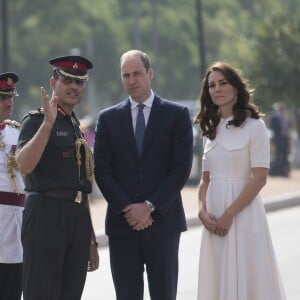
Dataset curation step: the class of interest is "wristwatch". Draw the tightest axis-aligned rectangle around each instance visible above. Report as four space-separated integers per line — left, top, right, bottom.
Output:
145 200 155 212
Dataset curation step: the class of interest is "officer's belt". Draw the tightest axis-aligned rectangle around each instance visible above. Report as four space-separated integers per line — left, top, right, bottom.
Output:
29 190 87 204
0 191 26 207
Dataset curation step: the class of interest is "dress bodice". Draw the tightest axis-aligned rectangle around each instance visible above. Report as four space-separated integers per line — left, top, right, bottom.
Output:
202 117 270 179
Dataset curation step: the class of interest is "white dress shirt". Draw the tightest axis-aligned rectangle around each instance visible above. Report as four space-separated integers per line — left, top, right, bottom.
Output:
130 90 154 131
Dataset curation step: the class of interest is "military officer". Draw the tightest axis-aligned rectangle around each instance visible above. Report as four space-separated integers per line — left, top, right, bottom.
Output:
16 55 99 300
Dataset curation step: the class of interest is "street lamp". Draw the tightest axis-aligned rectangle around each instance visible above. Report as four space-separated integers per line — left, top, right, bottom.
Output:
195 0 206 77
1 0 9 70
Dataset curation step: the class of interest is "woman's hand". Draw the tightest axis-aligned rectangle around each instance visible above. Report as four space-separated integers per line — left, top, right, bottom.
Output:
214 210 234 237
198 208 218 233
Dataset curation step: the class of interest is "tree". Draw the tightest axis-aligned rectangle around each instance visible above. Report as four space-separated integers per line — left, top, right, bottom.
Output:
250 12 300 109
3 0 300 120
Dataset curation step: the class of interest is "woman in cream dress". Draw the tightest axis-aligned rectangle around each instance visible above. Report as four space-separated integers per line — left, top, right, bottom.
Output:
195 62 286 300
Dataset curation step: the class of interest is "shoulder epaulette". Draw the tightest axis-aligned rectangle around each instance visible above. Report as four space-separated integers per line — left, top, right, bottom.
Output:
4 119 21 128
28 107 44 115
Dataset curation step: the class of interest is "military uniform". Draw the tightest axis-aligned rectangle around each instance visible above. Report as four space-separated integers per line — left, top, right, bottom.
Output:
0 73 24 300
18 108 93 299
17 55 96 300
19 108 93 193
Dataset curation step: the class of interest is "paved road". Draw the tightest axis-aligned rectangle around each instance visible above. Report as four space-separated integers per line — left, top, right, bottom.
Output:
83 206 300 299
90 170 300 241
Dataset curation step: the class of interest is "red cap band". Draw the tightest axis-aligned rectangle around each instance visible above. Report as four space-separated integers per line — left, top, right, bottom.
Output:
52 61 87 72
0 79 15 90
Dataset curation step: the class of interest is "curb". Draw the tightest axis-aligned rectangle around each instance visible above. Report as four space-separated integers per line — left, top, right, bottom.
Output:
264 192 300 212
95 191 300 248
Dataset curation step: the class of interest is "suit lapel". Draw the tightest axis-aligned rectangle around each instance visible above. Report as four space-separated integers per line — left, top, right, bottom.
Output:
141 96 163 155
119 99 139 156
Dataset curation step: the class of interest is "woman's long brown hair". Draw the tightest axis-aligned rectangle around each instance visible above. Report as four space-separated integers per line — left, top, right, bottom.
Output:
194 61 263 140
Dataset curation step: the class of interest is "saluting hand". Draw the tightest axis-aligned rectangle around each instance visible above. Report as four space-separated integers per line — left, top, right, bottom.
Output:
41 87 58 127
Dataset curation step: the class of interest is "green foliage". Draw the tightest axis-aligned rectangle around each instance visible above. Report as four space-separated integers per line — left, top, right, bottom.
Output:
251 12 300 109
1 0 299 120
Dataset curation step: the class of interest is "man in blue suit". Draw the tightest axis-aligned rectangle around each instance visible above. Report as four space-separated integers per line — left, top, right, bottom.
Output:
94 49 193 300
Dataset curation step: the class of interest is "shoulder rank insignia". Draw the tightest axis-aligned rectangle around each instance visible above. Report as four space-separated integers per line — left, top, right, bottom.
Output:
29 107 44 115
4 119 21 128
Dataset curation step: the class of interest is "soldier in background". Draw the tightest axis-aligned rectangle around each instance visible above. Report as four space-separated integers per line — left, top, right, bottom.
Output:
0 72 25 300
269 102 291 177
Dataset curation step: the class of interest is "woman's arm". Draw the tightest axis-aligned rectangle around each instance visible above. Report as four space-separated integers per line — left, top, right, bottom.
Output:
198 171 217 233
216 167 268 235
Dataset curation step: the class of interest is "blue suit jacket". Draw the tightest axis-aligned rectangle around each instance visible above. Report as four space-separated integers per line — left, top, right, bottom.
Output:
94 95 193 237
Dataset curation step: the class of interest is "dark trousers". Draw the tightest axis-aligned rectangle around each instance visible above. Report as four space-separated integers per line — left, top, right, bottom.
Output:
0 263 22 300
109 232 181 300
21 195 92 300
270 137 290 177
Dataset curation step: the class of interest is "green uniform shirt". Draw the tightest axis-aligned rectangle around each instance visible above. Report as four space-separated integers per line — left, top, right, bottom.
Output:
17 108 92 193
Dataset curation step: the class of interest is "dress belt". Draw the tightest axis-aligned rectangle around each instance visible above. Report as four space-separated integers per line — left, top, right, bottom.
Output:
0 191 26 207
28 190 87 204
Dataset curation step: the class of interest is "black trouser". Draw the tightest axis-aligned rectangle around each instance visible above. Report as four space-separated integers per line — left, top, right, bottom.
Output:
0 263 22 300
21 195 92 300
109 232 181 300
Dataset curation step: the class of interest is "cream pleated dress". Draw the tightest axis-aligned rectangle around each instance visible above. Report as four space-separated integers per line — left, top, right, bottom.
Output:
197 116 286 300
